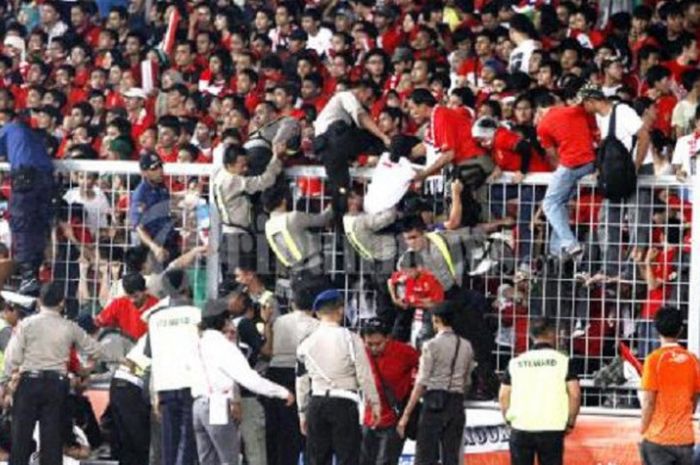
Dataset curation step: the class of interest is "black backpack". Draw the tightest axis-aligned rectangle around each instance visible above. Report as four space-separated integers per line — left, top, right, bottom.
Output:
597 105 637 201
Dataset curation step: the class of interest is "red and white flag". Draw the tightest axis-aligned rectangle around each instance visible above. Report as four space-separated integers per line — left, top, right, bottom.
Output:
160 7 181 56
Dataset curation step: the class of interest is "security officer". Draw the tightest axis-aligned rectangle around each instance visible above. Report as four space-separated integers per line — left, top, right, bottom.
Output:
398 301 474 465
212 142 285 276
262 186 333 280
296 289 381 465
144 269 202 465
245 100 301 175
0 113 55 295
262 282 320 465
130 152 178 266
499 317 581 465
7 281 103 465
343 190 399 327
313 79 390 216
398 215 506 398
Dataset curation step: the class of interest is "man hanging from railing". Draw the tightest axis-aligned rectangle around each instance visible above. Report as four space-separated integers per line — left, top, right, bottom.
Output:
407 89 495 227
312 79 391 219
0 111 55 296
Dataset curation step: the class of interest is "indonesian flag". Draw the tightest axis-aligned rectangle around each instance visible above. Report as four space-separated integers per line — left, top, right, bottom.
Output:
141 59 158 94
619 342 643 376
161 6 181 56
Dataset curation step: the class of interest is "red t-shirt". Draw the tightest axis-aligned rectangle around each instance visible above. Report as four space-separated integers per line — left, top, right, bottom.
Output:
663 60 693 84
95 294 158 340
537 105 596 168
363 339 419 428
654 95 678 138
641 247 678 319
390 269 445 306
426 106 484 164
492 127 552 173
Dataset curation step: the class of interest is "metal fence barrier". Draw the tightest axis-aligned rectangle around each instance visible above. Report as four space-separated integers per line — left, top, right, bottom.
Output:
2 161 696 409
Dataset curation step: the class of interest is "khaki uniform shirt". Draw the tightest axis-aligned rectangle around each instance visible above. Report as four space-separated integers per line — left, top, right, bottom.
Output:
8 309 103 375
416 329 475 394
213 156 282 232
296 322 380 421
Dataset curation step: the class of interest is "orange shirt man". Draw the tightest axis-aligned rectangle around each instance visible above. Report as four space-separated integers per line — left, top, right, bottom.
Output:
640 306 700 465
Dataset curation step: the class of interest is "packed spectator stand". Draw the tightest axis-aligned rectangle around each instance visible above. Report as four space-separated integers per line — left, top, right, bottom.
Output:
0 0 698 463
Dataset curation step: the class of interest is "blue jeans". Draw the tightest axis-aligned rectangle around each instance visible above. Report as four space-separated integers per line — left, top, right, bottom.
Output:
636 320 659 360
542 163 595 255
694 444 699 465
159 388 196 465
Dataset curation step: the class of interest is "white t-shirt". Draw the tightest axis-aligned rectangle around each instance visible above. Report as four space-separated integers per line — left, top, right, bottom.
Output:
596 103 643 156
508 39 537 74
671 99 698 137
306 27 333 57
364 153 416 214
63 187 111 236
672 132 700 176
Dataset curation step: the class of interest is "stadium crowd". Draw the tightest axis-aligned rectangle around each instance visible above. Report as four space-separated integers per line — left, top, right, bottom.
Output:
0 0 697 464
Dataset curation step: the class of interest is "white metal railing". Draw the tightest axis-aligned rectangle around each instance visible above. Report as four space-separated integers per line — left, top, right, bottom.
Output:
2 161 695 409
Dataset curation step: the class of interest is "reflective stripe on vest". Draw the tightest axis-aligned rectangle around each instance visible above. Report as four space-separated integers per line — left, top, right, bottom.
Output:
343 216 374 261
426 232 456 278
265 215 303 268
506 349 570 431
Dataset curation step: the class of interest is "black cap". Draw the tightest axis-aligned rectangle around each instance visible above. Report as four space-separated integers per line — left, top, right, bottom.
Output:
202 298 228 318
289 29 308 42
360 317 389 336
139 151 163 171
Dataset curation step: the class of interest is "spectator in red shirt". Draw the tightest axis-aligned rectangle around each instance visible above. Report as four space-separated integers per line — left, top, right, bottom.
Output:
634 217 682 358
473 116 551 268
388 251 444 343
662 34 698 85
360 318 419 465
536 91 597 258
646 65 678 137
95 273 158 341
408 89 492 201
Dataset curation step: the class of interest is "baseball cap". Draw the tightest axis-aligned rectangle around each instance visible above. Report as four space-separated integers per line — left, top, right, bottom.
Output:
472 116 499 139
1 290 36 316
122 87 147 100
576 81 606 101
360 317 389 336
289 29 308 42
202 298 228 318
139 151 163 170
312 289 342 312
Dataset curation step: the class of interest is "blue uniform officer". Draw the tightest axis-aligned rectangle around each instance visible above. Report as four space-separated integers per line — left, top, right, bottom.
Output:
0 118 55 295
130 152 178 264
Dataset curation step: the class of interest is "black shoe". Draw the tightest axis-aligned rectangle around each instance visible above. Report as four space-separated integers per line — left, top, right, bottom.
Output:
18 277 40 297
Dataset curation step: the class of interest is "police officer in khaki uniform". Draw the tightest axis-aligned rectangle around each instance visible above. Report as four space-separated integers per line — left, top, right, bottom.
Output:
498 317 581 465
397 301 475 465
296 289 381 465
262 282 320 465
262 186 333 279
7 281 104 465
